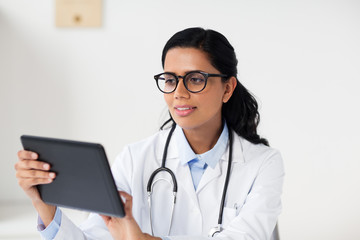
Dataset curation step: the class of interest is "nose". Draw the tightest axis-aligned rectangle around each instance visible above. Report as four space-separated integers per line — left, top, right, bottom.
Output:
174 78 190 99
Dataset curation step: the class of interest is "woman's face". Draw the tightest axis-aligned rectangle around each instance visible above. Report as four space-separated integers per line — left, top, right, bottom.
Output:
163 47 233 132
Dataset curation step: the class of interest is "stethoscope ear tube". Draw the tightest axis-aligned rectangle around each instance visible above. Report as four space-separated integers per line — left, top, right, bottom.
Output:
147 176 177 236
161 123 177 167
147 167 178 193
147 123 177 193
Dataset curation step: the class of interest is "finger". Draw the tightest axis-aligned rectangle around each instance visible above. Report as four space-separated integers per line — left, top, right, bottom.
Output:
119 191 132 201
15 159 50 171
119 191 133 217
16 169 56 179
18 150 38 160
18 177 53 188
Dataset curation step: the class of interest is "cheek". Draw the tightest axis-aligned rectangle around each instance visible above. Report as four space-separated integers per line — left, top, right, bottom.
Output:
209 97 225 111
164 94 173 108
201 90 225 108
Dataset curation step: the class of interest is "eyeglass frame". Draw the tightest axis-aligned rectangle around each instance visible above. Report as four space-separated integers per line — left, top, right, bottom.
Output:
154 71 228 94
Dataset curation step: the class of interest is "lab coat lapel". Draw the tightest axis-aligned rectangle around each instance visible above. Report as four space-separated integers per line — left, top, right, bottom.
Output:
196 158 222 193
176 161 199 207
196 132 244 193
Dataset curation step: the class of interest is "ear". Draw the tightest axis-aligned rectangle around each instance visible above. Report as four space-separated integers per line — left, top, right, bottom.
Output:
223 77 237 103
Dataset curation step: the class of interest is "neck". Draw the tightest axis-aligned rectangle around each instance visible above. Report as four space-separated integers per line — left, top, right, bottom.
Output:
182 121 223 154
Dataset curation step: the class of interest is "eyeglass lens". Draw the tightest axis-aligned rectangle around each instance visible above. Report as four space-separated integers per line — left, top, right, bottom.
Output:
157 72 206 93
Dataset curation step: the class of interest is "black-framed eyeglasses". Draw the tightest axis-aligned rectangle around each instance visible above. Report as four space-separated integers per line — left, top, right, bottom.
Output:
154 71 228 94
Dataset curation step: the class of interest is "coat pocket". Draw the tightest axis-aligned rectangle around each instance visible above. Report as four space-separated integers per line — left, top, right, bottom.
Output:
222 206 238 228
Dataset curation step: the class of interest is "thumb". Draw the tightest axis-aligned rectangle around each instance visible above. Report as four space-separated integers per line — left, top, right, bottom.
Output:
100 214 111 225
119 191 133 218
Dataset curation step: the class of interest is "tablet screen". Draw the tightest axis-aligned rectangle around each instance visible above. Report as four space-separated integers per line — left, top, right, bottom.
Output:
21 135 125 218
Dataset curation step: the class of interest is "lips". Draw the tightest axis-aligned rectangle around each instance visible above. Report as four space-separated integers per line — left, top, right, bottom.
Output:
174 105 196 117
176 107 193 111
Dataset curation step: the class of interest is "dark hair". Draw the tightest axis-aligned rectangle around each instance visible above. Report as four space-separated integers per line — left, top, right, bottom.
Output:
160 27 268 146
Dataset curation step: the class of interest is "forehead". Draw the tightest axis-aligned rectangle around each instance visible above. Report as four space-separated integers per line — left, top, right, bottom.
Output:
164 47 218 74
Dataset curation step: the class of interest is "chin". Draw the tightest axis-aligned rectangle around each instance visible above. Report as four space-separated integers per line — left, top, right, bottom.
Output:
173 118 203 131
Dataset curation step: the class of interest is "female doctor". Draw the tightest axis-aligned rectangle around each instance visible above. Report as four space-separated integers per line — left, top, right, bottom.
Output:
15 27 284 240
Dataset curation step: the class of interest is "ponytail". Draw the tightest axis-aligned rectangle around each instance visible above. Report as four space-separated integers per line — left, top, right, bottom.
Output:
223 80 268 146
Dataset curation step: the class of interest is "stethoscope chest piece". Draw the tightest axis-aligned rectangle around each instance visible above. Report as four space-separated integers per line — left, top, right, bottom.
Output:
208 224 222 237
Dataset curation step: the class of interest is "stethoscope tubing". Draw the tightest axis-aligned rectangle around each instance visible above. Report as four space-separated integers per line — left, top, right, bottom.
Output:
217 128 233 226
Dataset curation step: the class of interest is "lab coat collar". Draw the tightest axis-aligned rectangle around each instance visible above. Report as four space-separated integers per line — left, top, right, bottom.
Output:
174 125 197 165
156 125 245 202
174 123 229 169
155 126 179 162
156 125 245 165
220 132 244 164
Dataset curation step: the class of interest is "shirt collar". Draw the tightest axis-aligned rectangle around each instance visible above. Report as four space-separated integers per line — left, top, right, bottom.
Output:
175 122 229 169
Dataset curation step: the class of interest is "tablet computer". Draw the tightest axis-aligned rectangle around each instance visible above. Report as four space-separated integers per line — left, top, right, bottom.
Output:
20 135 125 218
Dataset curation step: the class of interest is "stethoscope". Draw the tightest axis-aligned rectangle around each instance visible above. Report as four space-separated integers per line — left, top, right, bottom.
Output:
147 123 233 237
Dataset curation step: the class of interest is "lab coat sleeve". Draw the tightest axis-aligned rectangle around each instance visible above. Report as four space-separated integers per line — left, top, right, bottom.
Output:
53 213 87 240
50 145 134 240
166 150 285 240
52 211 114 240
111 144 133 194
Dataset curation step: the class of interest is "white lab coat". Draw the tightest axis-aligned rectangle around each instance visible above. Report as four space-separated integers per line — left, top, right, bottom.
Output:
52 127 285 240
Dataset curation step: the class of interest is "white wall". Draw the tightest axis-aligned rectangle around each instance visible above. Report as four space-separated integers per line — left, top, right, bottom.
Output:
1 0 359 239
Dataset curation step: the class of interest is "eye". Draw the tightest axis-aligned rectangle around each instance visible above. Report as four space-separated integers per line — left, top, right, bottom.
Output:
158 73 176 85
165 78 176 85
186 73 205 85
189 77 205 84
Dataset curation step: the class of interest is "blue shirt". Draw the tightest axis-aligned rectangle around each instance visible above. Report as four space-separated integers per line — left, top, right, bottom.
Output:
37 207 62 239
38 123 229 239
175 123 229 189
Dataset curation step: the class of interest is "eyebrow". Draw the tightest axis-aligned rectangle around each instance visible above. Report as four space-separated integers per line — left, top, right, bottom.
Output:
164 70 204 75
